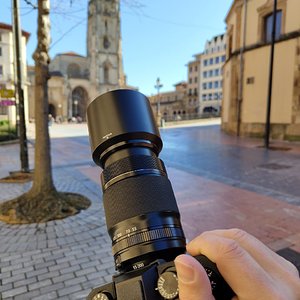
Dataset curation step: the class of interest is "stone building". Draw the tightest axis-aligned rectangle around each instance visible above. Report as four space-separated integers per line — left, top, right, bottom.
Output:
222 0 300 140
28 0 126 122
0 22 30 124
148 82 188 122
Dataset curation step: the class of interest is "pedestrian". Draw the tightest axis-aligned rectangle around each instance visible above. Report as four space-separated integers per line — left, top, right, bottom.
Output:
175 229 300 299
48 114 54 126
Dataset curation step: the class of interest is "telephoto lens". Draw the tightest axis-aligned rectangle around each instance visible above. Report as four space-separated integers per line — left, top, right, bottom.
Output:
87 89 186 273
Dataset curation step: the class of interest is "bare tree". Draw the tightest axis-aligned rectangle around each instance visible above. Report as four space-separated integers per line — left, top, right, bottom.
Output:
31 0 55 195
0 0 90 224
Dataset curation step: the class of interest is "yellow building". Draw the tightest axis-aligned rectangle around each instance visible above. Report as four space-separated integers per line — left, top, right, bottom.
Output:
222 0 300 140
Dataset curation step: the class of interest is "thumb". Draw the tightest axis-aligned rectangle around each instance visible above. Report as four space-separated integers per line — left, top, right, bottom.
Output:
175 254 215 300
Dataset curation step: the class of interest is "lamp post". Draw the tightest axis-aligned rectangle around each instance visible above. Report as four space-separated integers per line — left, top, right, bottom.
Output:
12 0 29 172
154 77 163 126
264 0 278 148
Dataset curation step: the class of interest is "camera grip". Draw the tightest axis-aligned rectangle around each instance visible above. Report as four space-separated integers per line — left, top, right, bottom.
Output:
193 254 235 299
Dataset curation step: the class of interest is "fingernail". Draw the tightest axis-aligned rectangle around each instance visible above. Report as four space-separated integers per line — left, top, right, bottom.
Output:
175 259 195 283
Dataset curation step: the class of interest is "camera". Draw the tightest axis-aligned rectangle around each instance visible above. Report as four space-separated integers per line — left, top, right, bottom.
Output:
86 89 234 300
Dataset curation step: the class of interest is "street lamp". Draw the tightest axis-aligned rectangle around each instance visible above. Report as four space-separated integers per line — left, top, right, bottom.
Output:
154 77 163 126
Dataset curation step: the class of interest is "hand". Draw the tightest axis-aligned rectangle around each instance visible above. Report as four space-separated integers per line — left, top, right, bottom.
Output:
174 229 300 300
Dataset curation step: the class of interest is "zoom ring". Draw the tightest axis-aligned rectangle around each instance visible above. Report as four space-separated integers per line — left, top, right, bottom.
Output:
112 226 184 254
102 155 167 185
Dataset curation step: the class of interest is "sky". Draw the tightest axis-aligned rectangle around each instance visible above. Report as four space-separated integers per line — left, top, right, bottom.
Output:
0 0 233 96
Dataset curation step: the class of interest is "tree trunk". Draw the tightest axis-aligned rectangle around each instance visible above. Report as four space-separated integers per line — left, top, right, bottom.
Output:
30 0 56 196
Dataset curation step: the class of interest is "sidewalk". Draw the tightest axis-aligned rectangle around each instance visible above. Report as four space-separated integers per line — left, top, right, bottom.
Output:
0 142 114 299
0 122 299 299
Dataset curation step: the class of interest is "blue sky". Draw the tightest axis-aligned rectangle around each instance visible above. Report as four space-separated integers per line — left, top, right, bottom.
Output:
0 0 233 95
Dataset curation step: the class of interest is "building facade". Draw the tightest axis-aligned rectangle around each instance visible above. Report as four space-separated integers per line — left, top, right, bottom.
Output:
186 58 200 116
28 0 126 122
200 34 226 114
0 23 30 125
222 0 300 140
187 34 226 116
148 82 188 122
149 34 226 123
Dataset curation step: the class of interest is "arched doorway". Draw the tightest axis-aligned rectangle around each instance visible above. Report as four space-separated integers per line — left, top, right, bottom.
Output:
71 87 88 121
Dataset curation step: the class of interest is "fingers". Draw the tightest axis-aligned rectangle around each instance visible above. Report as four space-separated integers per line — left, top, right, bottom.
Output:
186 232 275 298
175 254 215 300
188 229 299 278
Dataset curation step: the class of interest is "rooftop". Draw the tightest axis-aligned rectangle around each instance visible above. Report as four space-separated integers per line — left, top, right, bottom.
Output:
0 22 30 41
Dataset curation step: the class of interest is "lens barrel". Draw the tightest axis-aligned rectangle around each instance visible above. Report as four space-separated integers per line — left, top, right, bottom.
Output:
87 89 186 272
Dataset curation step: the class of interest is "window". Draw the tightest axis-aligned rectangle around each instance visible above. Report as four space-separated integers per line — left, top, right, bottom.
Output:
214 81 219 88
203 71 207 78
215 56 220 64
195 66 198 72
194 77 197 83
215 69 219 76
264 10 282 43
103 36 110 49
208 93 212 100
219 92 223 99
0 47 2 56
247 77 255 84
202 94 207 101
209 58 214 65
194 88 198 96
258 0 286 43
214 93 219 100
0 65 3 76
67 63 80 78
202 83 207 90
209 70 213 77
221 55 226 62
189 89 192 96
203 59 208 66
189 66 192 73
208 82 213 89
104 65 109 83
189 78 192 84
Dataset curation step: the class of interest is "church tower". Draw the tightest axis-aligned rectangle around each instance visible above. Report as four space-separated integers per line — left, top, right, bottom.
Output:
87 0 125 94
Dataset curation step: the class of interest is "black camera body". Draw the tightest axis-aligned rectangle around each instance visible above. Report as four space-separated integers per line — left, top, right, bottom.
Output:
87 254 233 300
86 90 234 300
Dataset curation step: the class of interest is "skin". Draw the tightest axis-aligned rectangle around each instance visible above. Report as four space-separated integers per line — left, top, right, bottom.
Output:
174 229 300 300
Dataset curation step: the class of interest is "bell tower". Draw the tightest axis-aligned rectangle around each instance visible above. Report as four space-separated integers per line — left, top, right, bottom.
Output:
87 0 125 94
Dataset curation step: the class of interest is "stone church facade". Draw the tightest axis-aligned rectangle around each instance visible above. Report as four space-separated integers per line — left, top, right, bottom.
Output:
28 0 126 122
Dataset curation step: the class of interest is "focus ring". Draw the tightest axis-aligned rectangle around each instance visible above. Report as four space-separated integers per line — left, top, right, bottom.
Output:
112 226 184 254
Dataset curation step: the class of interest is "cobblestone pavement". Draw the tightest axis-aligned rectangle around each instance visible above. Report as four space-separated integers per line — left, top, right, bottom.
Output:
0 121 300 299
0 125 114 300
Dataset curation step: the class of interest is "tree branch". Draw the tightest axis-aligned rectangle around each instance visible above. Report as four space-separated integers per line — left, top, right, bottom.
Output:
23 0 37 9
